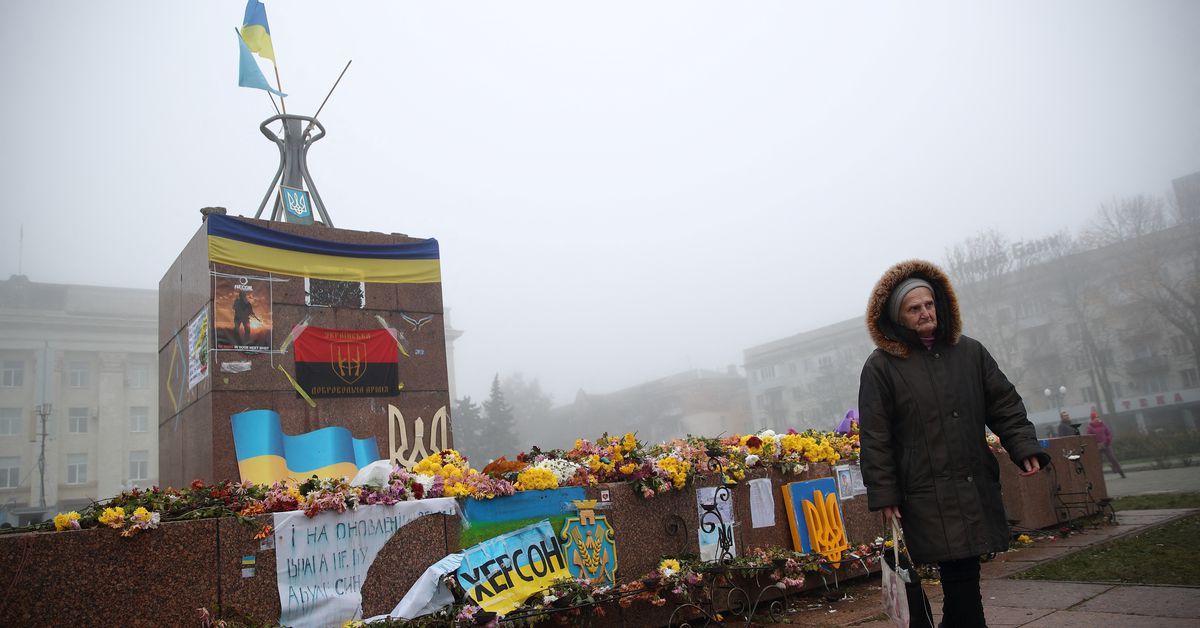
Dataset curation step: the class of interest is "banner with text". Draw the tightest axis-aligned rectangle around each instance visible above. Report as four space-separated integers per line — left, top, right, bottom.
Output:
456 519 570 615
273 498 458 628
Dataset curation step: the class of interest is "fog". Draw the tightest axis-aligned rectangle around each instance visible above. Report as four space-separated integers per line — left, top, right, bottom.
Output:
2 1 1198 407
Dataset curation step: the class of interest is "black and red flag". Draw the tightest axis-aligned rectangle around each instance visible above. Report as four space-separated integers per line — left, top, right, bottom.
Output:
293 327 400 397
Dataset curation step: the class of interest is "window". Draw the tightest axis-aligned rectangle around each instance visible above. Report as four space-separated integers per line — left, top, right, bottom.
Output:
68 361 90 388
1136 374 1168 394
130 406 149 433
1069 355 1088 371
1183 369 1200 390
129 450 149 482
0 457 18 488
0 408 21 436
1081 386 1098 403
818 355 834 368
1112 382 1124 398
66 454 88 485
788 362 798 376
791 387 804 401
68 407 89 434
759 365 776 380
126 364 150 389
1 360 23 388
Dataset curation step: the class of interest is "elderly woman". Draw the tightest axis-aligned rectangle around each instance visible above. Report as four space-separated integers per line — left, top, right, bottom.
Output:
858 260 1049 628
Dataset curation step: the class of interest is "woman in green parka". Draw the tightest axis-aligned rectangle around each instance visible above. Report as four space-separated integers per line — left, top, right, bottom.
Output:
858 259 1050 628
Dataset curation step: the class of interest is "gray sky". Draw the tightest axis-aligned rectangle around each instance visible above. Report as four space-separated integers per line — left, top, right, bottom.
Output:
2 1 1198 405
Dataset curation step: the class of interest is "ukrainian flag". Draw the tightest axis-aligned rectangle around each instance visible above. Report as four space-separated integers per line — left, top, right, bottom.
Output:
240 0 275 61
207 214 441 284
231 409 380 485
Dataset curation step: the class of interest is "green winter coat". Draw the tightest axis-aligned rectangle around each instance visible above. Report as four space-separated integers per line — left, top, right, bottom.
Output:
858 259 1049 564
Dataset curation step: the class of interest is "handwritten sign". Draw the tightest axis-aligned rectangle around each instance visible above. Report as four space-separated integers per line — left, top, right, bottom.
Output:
456 520 570 615
273 498 458 628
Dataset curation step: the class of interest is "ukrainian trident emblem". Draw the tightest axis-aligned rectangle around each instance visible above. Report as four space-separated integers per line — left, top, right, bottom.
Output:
559 500 618 585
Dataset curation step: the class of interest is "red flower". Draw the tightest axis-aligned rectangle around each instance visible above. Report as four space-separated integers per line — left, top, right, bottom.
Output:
746 436 763 449
190 479 206 490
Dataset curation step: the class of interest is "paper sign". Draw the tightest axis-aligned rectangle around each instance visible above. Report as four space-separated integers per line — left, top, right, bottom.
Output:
848 465 867 495
748 478 776 528
273 498 458 628
456 520 570 614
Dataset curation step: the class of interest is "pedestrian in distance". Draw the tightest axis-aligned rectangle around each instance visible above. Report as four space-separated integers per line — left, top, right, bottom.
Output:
1055 410 1079 437
859 259 1050 628
1086 410 1126 478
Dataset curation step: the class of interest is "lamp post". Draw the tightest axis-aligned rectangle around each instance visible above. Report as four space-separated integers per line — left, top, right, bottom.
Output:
34 403 52 509
1043 385 1067 414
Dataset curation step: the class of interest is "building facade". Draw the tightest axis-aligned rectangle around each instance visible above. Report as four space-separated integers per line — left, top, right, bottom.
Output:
745 219 1200 438
0 276 158 525
547 368 752 449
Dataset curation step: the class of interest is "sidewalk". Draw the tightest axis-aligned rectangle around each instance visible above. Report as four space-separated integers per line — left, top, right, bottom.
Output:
766 508 1200 627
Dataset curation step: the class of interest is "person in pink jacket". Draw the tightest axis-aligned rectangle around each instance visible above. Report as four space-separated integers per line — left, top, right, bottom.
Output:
1087 410 1126 478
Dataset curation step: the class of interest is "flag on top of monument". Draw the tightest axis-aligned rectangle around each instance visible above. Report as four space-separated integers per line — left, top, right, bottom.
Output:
237 31 287 97
240 0 275 61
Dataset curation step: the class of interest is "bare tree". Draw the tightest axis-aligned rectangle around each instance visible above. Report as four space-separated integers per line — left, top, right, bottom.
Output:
1083 194 1200 376
1081 195 1167 248
943 228 1027 388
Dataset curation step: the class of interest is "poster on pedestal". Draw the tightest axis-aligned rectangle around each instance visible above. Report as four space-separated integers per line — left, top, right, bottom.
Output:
213 274 274 352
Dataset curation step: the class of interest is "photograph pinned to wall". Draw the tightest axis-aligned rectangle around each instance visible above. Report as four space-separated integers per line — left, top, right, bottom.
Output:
305 277 365 308
835 465 854 500
187 308 210 389
848 464 867 495
696 486 737 561
212 273 274 352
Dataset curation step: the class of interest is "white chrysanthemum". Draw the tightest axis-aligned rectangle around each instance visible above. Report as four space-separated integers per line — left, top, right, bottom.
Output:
534 458 581 484
746 454 761 467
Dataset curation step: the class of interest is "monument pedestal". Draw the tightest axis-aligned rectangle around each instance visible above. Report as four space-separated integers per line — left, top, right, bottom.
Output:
157 215 452 487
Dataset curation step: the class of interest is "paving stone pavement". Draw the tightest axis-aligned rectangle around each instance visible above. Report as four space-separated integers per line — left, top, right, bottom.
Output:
757 507 1199 627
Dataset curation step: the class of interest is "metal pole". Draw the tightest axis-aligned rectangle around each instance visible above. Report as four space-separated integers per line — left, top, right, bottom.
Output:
36 404 50 509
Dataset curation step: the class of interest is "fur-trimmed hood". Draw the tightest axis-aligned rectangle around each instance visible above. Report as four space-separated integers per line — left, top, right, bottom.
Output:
865 259 962 358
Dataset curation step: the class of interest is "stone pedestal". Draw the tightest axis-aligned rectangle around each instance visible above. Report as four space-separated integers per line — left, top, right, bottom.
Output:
157 216 451 487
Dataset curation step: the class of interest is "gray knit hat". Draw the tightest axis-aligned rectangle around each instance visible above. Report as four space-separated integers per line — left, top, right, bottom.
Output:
888 278 934 323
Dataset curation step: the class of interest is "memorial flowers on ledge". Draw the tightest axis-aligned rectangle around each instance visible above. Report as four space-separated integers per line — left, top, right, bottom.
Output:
515 466 559 491
53 511 81 531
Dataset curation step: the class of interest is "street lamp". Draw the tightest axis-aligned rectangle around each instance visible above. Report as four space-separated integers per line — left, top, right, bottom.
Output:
1043 385 1067 413
34 403 52 509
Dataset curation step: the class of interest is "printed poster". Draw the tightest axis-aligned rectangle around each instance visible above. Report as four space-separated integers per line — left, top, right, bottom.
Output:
214 274 274 351
187 309 209 389
696 486 737 561
273 498 458 628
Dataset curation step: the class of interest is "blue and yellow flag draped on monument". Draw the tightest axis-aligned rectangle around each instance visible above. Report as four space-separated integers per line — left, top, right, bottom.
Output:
231 409 380 484
207 214 441 283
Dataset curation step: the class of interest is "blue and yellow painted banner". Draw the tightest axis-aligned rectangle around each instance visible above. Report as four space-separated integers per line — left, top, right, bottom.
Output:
231 409 380 484
206 214 440 284
456 520 571 614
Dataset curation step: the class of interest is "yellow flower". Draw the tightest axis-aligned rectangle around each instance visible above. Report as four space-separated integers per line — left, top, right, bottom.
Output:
98 506 126 528
444 481 475 498
884 539 894 548
659 558 681 576
1017 534 1033 545
515 467 559 491
619 462 637 475
53 511 80 531
622 433 637 453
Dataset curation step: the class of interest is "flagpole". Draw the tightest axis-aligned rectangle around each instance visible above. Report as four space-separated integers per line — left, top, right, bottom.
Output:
274 65 287 114
303 60 352 138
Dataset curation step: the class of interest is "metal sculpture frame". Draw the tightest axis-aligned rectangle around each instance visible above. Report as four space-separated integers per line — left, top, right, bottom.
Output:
254 114 334 226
